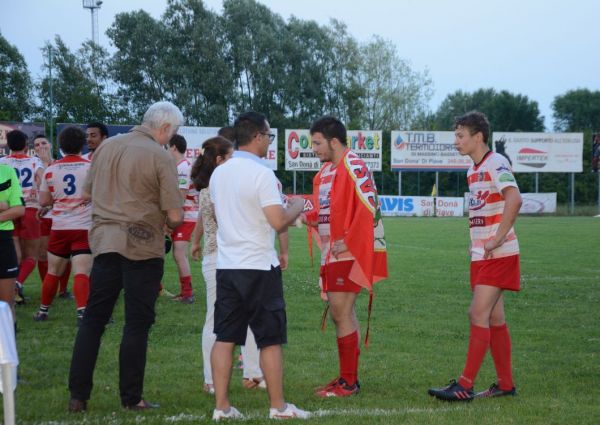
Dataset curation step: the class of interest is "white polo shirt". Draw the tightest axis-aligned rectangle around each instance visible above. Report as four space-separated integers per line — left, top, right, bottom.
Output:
209 150 282 270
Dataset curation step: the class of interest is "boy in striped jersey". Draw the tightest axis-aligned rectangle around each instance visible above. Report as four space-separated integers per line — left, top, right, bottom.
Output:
0 130 45 303
33 126 92 325
168 134 198 303
429 111 522 401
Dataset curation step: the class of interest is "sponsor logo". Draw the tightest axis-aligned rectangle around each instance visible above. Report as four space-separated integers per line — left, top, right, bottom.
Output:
516 147 548 168
469 190 490 211
469 217 486 227
496 165 511 172
498 172 515 183
394 134 408 150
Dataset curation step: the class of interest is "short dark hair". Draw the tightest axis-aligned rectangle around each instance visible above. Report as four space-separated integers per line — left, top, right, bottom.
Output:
310 116 347 146
6 130 28 151
454 111 490 144
190 136 233 190
169 134 187 154
218 126 235 143
32 134 47 142
86 122 109 137
234 112 267 147
58 126 86 155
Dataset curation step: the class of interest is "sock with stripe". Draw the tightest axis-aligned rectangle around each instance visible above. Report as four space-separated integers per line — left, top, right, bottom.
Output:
490 323 514 390
38 260 48 281
40 273 60 307
17 257 36 285
458 324 490 389
337 330 359 386
73 274 90 309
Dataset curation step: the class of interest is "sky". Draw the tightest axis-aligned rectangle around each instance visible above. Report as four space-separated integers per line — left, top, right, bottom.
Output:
2 0 599 130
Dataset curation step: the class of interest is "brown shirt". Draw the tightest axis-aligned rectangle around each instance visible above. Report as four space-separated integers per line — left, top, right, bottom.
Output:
84 125 182 260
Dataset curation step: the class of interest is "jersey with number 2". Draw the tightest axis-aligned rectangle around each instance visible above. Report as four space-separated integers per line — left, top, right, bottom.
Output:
40 155 92 230
0 153 44 208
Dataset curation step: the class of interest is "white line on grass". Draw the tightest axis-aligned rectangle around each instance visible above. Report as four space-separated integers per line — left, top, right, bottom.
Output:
25 406 494 424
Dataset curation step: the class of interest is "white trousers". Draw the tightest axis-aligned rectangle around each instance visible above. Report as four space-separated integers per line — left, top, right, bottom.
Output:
201 254 262 384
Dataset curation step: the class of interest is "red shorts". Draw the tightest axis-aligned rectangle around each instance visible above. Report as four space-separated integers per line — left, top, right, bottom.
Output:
172 221 195 242
320 260 362 293
40 217 52 237
13 207 41 240
48 229 91 258
470 254 520 292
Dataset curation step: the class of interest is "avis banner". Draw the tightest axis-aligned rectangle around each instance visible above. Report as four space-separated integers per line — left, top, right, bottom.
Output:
492 132 582 173
379 196 464 217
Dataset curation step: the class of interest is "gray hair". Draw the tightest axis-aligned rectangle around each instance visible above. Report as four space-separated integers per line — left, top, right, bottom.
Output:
142 101 184 130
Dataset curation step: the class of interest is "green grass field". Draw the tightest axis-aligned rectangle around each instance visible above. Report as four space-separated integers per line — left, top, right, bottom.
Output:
6 217 600 424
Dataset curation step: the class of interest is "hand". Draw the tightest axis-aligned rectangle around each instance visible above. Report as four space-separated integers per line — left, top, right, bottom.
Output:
278 252 288 270
0 202 8 212
163 224 173 235
286 197 304 216
191 243 202 261
330 239 348 259
483 236 505 259
36 206 51 219
38 144 52 165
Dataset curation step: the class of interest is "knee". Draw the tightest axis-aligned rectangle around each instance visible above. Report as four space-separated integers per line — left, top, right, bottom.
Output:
467 308 489 326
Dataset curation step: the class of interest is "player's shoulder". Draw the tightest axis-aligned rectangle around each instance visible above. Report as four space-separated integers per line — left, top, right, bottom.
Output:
487 152 513 172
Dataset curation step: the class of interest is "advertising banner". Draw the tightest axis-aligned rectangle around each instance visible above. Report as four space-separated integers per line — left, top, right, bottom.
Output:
0 122 46 156
56 124 279 170
390 131 472 171
492 132 583 173
285 129 382 171
379 195 464 217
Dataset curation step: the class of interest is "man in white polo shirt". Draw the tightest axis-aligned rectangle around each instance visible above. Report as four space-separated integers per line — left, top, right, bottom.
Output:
209 111 309 421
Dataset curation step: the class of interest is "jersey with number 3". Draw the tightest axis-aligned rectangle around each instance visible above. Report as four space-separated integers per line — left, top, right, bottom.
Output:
40 155 92 230
0 153 44 209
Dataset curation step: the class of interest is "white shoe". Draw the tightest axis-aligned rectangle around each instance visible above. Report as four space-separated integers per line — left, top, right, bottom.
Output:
269 403 310 420
212 406 243 421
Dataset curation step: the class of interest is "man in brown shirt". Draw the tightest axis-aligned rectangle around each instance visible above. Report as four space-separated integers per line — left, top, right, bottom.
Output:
68 101 184 412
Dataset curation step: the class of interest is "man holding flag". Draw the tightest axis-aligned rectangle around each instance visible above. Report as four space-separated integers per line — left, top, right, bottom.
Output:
306 116 387 397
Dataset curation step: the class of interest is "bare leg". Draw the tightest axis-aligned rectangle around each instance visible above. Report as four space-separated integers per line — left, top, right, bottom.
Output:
260 344 285 410
211 341 234 410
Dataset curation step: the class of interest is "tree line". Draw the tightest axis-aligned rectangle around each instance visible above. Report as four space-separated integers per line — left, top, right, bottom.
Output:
0 0 598 203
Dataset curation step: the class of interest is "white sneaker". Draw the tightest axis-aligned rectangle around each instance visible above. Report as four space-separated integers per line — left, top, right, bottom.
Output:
269 403 310 420
212 406 243 421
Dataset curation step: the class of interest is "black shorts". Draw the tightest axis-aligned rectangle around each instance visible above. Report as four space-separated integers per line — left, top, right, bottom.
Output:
0 231 19 279
214 267 287 349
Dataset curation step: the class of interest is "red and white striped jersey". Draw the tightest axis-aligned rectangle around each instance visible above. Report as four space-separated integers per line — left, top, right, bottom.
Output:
467 151 519 261
317 163 354 265
177 159 198 223
39 155 92 230
0 153 44 209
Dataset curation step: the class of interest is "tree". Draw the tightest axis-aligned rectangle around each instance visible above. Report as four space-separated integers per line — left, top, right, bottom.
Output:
552 89 600 132
434 88 545 132
356 36 432 132
37 36 119 124
0 32 33 121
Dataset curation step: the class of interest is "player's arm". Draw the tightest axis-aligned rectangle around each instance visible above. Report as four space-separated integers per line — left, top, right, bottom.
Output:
0 204 25 221
191 211 204 261
483 186 522 259
263 197 304 233
0 171 25 221
38 190 54 208
277 230 289 270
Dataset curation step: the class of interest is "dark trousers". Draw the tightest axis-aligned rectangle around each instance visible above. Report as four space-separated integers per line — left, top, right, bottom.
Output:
68 253 163 406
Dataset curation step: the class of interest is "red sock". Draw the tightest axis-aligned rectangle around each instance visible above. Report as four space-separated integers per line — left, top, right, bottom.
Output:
41 274 60 306
337 330 359 386
490 324 514 390
38 260 48 281
180 275 193 297
458 324 490 389
73 274 90 309
17 257 36 284
59 262 71 294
